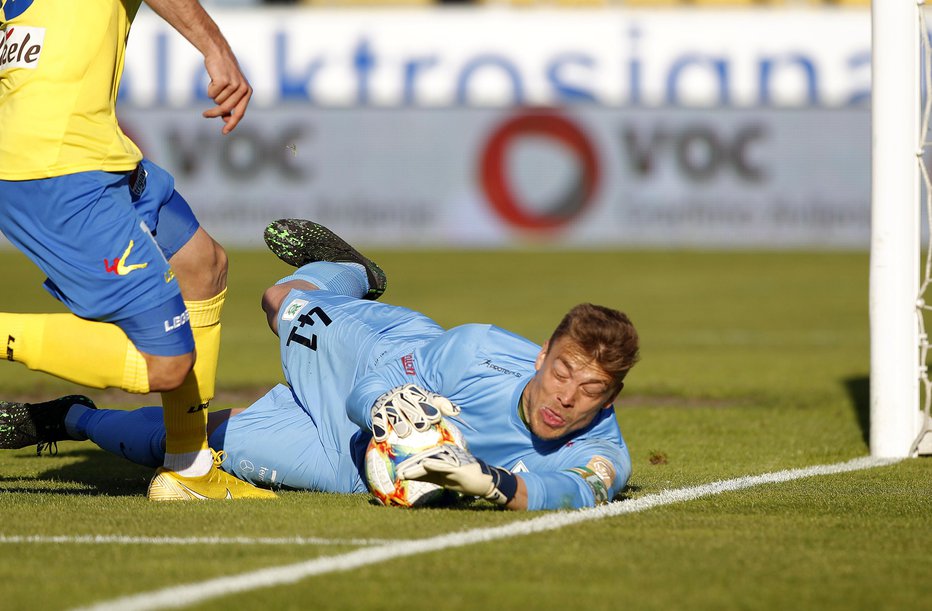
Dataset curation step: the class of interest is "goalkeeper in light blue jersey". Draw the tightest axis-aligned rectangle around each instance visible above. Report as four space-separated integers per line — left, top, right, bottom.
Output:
0 220 640 511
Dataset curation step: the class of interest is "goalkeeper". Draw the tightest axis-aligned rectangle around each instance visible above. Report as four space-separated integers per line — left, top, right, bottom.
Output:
0 220 639 510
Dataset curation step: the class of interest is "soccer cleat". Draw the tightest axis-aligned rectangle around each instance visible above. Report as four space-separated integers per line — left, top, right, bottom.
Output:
0 395 96 456
264 218 388 300
147 450 278 501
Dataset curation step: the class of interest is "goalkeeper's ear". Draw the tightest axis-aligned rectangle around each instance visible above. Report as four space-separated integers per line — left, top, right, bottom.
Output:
603 382 623 409
533 341 550 371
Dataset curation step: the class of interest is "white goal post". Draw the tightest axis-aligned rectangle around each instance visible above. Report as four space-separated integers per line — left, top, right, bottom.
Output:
870 0 932 457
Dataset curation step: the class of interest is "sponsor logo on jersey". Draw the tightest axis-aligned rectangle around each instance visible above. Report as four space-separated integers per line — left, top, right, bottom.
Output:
6 335 15 361
372 348 389 367
0 24 44 71
104 240 149 276
480 358 523 378
256 465 277 483
282 298 308 321
401 353 416 375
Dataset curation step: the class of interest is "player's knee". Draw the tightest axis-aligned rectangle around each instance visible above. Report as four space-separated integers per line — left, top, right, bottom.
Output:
195 237 228 293
209 239 228 284
170 229 228 298
145 352 195 392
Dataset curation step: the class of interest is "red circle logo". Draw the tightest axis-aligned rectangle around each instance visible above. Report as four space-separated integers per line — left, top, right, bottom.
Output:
480 111 600 231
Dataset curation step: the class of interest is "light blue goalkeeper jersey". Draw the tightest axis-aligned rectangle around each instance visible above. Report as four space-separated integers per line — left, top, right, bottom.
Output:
342 318 632 510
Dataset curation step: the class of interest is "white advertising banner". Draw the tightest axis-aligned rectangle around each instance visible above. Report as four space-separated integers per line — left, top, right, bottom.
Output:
117 107 869 248
123 7 870 108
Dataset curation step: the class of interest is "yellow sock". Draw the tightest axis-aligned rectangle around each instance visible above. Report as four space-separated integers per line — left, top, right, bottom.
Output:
161 289 226 463
0 312 149 393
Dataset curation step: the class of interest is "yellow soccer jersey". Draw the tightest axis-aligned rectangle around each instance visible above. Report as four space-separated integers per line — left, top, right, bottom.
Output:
0 0 144 179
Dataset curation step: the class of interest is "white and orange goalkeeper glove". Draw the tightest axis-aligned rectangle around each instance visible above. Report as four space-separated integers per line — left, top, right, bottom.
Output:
370 384 460 442
397 443 519 506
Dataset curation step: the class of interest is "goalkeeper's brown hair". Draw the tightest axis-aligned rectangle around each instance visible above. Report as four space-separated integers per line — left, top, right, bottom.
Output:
549 303 640 393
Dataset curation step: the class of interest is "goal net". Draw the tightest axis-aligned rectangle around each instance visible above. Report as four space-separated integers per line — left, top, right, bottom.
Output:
870 0 932 457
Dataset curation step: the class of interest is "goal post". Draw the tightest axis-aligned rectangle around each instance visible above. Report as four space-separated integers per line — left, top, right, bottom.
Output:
869 0 924 458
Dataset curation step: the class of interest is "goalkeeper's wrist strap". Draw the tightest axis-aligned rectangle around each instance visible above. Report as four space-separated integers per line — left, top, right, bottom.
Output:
479 460 519 505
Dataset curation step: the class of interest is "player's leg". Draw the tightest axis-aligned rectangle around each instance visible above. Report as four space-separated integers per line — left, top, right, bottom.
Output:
264 218 387 300
0 167 209 478
0 395 98 456
0 396 277 498
0 171 187 394
131 161 275 498
260 219 393 335
210 384 367 493
0 166 269 498
0 311 162 393
0 165 222 394
0 395 166 467
0 385 366 493
111 160 228 481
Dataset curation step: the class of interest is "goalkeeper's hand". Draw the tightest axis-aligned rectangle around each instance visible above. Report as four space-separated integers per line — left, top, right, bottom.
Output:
396 443 519 506
370 384 460 442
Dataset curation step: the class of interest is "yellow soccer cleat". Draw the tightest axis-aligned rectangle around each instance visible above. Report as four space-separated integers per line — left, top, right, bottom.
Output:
147 450 278 501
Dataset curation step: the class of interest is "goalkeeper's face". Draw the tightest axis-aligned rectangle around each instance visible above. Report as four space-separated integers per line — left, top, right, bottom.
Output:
522 337 619 441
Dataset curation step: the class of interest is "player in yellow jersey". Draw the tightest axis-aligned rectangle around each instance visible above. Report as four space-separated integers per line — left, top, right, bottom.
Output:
0 0 275 500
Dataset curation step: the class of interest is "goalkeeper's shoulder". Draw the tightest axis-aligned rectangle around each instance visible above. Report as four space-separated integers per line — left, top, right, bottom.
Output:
438 323 494 343
435 324 540 364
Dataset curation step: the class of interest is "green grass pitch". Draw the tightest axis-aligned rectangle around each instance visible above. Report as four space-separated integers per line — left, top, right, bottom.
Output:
0 247 930 611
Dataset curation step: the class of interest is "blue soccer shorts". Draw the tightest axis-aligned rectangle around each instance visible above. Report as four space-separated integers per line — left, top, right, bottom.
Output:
0 159 199 356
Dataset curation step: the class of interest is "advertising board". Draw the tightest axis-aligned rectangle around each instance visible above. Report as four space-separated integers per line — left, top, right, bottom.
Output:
118 106 869 248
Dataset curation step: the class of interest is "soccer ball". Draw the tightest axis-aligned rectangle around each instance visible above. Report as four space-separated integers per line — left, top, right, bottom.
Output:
365 418 466 508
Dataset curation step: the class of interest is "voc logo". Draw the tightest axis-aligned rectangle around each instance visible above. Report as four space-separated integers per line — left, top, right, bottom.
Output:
480 111 600 231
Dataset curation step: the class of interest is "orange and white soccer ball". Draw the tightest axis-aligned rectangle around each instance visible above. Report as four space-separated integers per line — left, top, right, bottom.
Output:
365 418 466 508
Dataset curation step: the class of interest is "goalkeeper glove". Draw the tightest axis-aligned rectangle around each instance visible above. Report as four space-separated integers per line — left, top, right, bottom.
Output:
396 443 519 506
370 384 460 442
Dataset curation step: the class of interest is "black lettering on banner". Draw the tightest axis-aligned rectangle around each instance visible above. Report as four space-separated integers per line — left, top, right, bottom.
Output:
166 124 310 181
621 123 766 183
285 306 333 351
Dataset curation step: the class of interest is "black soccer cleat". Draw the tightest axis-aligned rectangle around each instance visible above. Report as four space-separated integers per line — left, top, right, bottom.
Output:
263 218 388 300
0 395 96 456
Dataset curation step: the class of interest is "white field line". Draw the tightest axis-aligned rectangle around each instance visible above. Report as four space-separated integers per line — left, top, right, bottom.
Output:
73 455 900 611
0 535 397 546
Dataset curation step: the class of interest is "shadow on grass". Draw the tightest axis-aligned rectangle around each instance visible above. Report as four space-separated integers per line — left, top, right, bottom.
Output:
365 493 506 511
844 375 870 448
613 484 642 503
0 449 150 497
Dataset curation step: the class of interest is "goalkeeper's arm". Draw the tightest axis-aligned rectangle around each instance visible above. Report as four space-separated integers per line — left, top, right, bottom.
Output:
397 443 529 510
